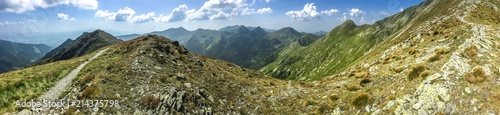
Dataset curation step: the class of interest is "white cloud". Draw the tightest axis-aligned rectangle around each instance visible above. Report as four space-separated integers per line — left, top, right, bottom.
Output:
285 3 338 21
340 13 348 21
186 0 252 21
156 4 195 22
96 0 271 23
349 8 365 17
338 8 367 24
0 0 98 13
265 0 271 3
285 3 321 20
115 7 136 21
129 12 155 23
400 8 404 12
57 13 69 20
0 21 23 26
57 13 76 21
257 7 272 14
95 7 156 23
95 10 115 21
320 9 339 16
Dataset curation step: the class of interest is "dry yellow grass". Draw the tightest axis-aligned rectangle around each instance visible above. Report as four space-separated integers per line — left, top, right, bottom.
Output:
464 66 487 84
0 50 97 113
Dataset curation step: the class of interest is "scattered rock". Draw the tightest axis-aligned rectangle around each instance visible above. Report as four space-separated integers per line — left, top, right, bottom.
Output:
413 102 423 110
465 87 472 94
418 109 428 115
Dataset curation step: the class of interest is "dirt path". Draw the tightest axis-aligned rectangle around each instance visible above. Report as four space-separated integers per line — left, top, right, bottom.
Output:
39 48 109 101
17 48 109 115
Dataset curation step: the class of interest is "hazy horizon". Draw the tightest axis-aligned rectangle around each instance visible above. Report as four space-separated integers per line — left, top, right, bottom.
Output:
0 0 423 46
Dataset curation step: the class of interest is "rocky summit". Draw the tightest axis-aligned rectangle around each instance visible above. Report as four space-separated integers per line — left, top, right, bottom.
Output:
55 35 304 114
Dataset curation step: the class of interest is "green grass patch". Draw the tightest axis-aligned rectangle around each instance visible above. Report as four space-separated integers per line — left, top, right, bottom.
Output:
0 51 97 113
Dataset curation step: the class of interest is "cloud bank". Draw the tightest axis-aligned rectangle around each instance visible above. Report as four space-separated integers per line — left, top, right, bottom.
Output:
95 0 272 23
0 0 98 13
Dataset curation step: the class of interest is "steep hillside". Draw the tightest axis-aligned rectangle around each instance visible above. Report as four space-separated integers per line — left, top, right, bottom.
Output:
192 26 308 70
298 33 320 46
266 0 500 114
0 39 51 73
261 1 422 80
37 29 122 64
40 38 74 60
181 28 226 54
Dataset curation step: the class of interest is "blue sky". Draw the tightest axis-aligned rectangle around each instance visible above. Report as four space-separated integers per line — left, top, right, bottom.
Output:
0 0 422 46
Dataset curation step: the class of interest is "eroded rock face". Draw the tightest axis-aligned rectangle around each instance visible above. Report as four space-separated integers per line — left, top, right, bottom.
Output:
155 87 213 114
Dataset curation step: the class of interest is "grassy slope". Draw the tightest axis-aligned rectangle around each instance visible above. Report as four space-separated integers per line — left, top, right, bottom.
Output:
0 49 99 113
260 5 418 80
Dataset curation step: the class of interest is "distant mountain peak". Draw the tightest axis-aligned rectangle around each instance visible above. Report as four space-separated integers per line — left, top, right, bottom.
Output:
64 38 73 42
219 25 247 32
92 29 107 34
176 26 186 29
252 26 266 33
37 29 121 64
169 26 188 31
231 25 251 33
342 20 357 26
276 27 300 36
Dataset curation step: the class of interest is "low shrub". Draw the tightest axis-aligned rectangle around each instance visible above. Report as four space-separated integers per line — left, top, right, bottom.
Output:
463 45 479 62
428 48 450 62
302 99 317 106
407 64 427 81
345 84 360 91
360 78 372 84
464 66 487 83
350 92 371 108
140 95 160 109
82 84 99 99
329 94 340 101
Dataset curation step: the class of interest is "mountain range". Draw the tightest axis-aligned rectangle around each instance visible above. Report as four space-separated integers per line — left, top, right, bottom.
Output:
118 26 320 70
0 39 51 73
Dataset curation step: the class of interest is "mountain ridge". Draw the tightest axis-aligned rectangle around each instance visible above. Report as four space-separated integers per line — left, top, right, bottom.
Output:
40 38 74 60
37 29 122 64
